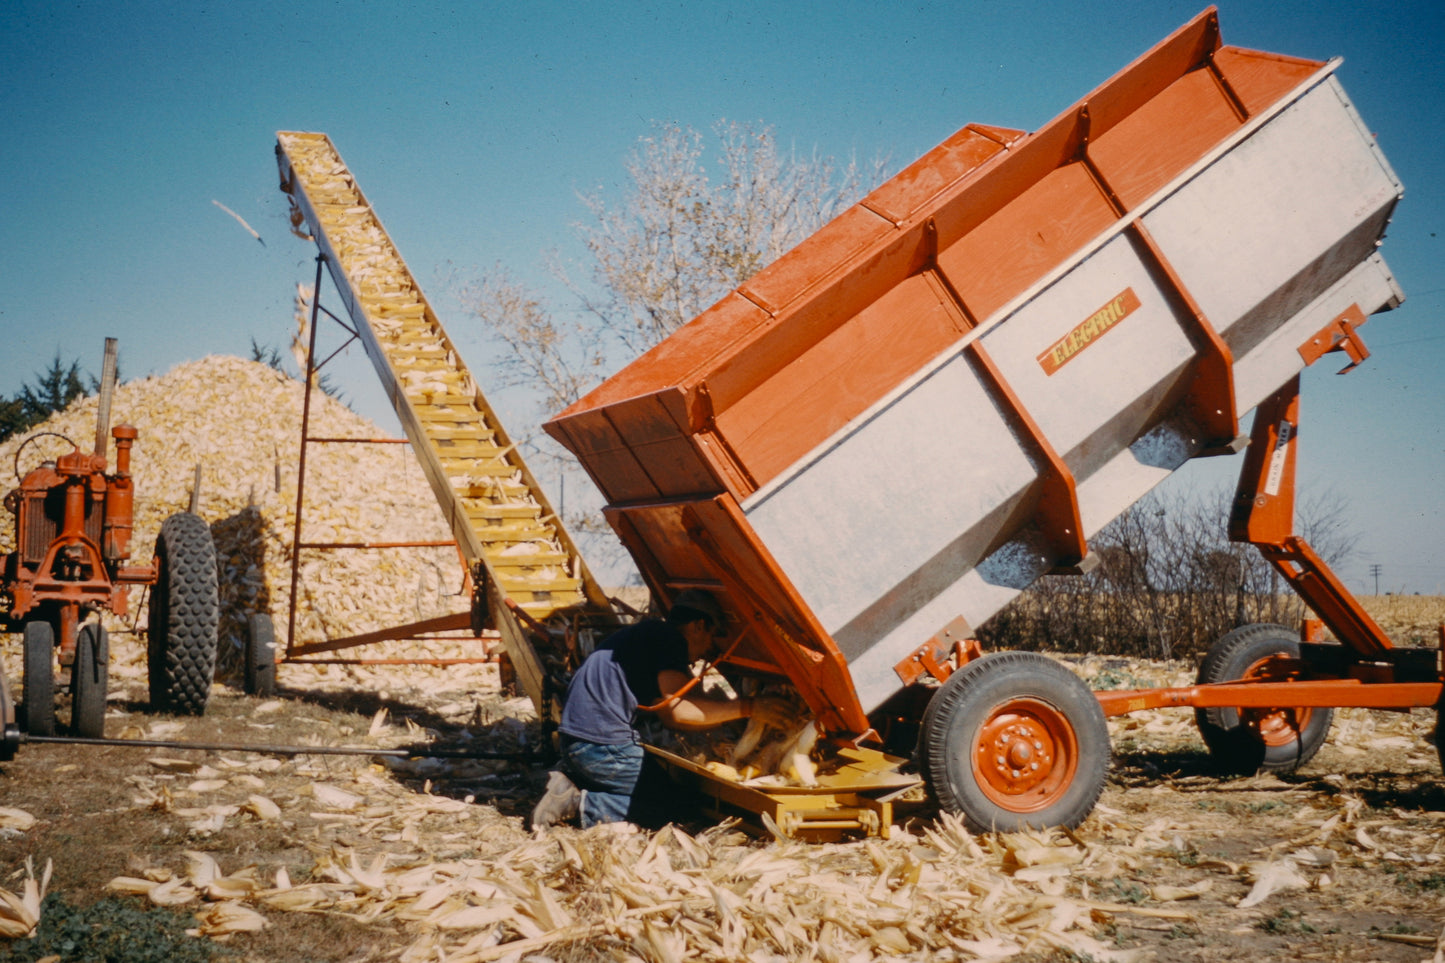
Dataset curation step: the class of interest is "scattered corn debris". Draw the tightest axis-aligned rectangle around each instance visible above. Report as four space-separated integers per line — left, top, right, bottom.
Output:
0 859 50 938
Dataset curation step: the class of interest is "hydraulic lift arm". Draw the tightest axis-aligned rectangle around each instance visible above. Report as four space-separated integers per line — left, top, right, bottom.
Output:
1097 305 1442 718
1228 338 1394 658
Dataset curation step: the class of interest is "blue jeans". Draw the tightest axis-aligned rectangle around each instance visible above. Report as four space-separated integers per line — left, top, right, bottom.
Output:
561 738 644 827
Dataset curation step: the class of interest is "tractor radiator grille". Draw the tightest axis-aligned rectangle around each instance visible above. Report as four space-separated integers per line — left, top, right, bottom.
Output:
16 491 104 566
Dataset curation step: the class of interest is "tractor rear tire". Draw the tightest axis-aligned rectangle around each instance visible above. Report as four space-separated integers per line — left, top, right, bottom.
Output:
22 621 55 736
70 622 108 738
921 651 1110 833
244 614 277 697
147 513 219 715
1194 623 1332 775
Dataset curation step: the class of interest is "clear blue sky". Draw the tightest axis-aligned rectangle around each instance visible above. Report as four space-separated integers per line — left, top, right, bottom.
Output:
2 1 1442 595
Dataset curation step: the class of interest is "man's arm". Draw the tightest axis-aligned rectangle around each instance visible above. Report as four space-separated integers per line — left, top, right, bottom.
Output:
652 669 752 730
651 670 795 731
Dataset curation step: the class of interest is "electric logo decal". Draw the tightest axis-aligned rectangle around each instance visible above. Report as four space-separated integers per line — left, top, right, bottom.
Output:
1264 419 1293 497
1037 287 1141 375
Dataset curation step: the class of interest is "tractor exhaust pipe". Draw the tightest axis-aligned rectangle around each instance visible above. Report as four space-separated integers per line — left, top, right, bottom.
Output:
93 337 118 459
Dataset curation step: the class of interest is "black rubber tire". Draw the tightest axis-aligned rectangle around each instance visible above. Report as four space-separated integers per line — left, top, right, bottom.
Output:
1194 623 1333 775
244 613 278 697
1435 704 1445 775
147 513 220 715
22 621 55 737
70 622 108 738
921 652 1110 833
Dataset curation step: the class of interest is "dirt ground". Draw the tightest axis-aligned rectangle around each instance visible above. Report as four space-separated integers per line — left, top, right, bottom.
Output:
0 647 1442 963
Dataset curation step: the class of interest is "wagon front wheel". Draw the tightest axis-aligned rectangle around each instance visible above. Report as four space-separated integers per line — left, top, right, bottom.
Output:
921 651 1110 833
1194 623 1332 775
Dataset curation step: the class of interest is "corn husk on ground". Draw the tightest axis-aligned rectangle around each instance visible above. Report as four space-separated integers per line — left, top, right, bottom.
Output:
103 815 1166 962
0 858 50 938
93 734 1445 963
8 646 1426 962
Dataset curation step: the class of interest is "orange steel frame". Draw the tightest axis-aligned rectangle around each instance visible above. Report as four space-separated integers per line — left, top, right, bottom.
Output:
280 254 496 667
1095 311 1444 718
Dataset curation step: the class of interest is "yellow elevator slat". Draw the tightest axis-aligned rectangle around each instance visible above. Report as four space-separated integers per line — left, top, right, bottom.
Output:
276 131 615 715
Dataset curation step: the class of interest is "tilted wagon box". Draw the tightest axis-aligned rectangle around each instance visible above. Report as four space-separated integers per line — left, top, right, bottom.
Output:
545 7 1435 833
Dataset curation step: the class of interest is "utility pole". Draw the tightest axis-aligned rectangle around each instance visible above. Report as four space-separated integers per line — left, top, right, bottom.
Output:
1369 564 1382 595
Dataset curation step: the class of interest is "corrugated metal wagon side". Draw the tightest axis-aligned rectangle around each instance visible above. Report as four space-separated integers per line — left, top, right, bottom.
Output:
547 8 1423 832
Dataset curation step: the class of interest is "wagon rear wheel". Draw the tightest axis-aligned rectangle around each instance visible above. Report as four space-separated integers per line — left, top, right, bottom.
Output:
1194 623 1332 775
1435 706 1445 775
921 652 1110 833
70 622 108 738
22 621 55 736
244 613 277 697
147 512 219 715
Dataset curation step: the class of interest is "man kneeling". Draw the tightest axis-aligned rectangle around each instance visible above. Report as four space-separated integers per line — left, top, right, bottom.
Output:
531 589 788 829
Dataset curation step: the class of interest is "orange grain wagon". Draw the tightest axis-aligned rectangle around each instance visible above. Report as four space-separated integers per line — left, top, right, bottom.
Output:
547 8 1429 832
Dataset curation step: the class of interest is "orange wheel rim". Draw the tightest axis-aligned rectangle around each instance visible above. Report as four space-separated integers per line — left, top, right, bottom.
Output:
1240 655 1311 748
972 698 1079 813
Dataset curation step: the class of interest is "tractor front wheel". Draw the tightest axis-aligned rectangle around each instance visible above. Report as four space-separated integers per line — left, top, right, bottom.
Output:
70 622 109 738
920 651 1110 833
22 621 55 736
1194 623 1332 775
147 513 219 715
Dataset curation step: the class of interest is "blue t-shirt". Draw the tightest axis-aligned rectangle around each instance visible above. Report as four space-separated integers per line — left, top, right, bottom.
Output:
559 619 692 745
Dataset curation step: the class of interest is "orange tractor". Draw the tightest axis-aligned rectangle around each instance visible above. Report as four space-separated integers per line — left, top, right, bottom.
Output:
1 340 219 744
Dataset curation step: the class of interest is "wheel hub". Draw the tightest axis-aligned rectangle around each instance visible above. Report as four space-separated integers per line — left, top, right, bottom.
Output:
972 699 1078 811
982 719 1053 792
1242 656 1311 748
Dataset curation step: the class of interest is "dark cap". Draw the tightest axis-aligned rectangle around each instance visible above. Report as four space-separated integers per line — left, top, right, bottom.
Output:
668 589 726 629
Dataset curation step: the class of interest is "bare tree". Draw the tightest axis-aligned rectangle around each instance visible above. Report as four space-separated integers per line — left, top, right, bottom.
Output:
463 121 879 413
980 484 1359 662
459 121 881 582
461 270 609 419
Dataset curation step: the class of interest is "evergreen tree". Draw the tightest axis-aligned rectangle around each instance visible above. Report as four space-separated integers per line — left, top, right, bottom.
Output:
0 395 29 441
0 352 94 442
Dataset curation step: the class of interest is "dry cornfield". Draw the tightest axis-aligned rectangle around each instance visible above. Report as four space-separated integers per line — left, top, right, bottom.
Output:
1363 595 1445 646
981 581 1444 663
